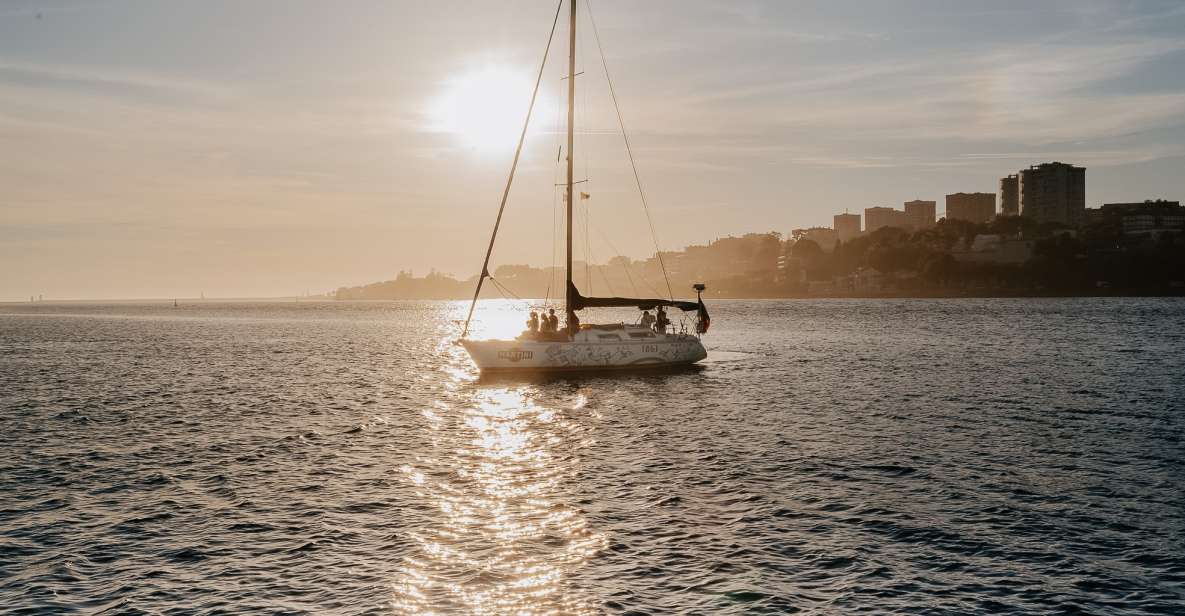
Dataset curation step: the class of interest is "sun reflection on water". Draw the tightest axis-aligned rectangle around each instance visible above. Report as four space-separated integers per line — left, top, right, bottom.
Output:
394 376 605 614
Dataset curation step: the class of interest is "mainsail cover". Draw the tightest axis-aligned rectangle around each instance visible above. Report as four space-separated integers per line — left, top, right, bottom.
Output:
568 282 703 312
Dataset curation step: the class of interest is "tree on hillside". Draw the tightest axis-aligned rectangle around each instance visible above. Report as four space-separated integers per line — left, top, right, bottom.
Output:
791 238 823 261
750 233 783 274
922 253 958 287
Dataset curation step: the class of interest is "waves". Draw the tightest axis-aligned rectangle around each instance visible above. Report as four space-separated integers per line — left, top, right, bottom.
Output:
392 373 607 615
1 298 1184 613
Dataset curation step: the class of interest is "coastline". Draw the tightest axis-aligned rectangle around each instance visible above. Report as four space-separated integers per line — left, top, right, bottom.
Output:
6 292 1185 305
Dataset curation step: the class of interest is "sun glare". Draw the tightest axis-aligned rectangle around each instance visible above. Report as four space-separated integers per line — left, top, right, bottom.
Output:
429 65 553 155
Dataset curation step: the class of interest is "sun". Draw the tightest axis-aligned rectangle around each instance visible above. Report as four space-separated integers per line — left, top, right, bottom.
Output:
428 65 553 155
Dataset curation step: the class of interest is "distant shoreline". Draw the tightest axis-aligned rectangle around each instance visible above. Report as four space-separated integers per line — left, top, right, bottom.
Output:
4 291 1183 304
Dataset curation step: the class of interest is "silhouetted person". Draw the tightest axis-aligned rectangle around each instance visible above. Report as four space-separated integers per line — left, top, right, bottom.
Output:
527 311 539 334
655 306 669 334
640 310 655 330
568 312 580 337
547 309 560 333
540 308 557 334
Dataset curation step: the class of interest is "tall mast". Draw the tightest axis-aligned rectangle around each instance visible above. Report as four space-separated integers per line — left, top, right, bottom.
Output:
564 0 576 333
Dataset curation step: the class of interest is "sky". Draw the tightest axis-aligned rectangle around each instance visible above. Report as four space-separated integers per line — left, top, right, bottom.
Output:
2 0 1184 300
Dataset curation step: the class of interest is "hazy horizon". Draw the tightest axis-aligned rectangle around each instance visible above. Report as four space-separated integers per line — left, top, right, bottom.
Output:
4 0 1185 301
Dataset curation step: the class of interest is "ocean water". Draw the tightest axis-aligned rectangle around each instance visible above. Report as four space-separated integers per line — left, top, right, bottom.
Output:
1 298 1184 615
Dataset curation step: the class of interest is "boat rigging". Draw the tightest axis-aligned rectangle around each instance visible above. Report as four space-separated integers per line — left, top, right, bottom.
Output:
459 0 710 372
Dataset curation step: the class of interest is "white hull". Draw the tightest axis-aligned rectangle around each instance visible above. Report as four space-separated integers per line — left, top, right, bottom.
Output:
461 326 707 372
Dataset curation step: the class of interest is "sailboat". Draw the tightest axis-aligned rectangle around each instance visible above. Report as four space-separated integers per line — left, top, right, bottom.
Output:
458 0 710 373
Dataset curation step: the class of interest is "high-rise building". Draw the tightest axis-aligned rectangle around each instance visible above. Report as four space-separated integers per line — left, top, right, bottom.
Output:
945 193 995 224
1000 174 1019 216
864 206 909 232
903 200 936 230
1018 162 1086 226
833 213 861 241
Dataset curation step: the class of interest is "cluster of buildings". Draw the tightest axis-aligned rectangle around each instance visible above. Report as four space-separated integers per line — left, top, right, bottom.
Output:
797 191 994 251
792 161 1183 252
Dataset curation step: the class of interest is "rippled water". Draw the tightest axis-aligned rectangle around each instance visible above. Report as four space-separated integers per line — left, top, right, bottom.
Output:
2 299 1184 614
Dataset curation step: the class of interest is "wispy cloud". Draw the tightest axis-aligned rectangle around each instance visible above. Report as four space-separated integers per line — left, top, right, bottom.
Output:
0 60 236 105
642 26 1185 170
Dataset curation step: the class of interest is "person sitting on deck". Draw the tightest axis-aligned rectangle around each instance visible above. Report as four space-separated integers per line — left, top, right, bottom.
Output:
526 311 540 335
540 308 557 333
640 310 655 330
655 306 669 334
